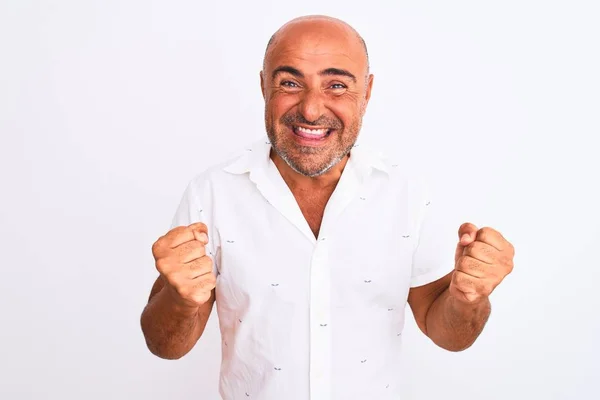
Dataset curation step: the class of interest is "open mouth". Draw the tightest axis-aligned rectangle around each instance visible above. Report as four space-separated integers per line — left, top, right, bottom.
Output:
292 125 333 140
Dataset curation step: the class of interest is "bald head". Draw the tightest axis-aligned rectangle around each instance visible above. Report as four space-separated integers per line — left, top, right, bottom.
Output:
263 15 369 74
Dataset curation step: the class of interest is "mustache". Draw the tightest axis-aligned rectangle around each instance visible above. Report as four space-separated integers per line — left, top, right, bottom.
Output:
281 113 342 130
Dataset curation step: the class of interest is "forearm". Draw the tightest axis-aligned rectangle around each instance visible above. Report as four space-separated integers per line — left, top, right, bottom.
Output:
425 288 491 351
140 286 211 359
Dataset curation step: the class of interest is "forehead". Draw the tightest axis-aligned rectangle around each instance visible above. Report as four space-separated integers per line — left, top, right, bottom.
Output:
265 21 367 77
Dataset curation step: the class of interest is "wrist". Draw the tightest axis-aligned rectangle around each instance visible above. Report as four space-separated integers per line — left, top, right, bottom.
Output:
162 285 201 317
447 289 490 311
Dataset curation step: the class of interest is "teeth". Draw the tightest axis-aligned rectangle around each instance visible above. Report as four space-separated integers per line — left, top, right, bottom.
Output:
296 126 328 135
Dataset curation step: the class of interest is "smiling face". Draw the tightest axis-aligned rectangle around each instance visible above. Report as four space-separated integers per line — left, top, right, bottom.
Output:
261 17 374 178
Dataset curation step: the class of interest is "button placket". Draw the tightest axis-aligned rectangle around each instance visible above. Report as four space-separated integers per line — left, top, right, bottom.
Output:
309 240 331 399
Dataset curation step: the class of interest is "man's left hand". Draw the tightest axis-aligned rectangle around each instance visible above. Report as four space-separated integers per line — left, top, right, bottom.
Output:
450 223 515 304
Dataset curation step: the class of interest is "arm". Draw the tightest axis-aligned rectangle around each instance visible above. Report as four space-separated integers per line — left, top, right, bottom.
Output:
141 276 215 359
140 223 217 360
408 224 514 351
408 273 491 351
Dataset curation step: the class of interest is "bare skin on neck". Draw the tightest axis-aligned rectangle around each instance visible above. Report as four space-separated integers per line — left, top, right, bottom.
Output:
271 148 349 237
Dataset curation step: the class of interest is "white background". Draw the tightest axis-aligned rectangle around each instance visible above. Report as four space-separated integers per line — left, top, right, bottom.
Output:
1 1 599 399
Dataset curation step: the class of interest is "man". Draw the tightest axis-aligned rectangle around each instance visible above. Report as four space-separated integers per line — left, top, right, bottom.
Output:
140 15 515 399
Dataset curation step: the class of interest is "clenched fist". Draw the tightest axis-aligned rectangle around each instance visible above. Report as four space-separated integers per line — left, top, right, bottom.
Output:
151 222 216 307
450 223 515 304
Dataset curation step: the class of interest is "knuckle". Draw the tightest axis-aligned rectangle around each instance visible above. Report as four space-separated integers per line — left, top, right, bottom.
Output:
173 282 188 298
453 271 465 285
168 225 189 240
476 229 488 242
483 281 494 295
481 226 495 234
189 222 208 231
151 240 160 256
451 271 460 285
170 225 187 234
155 258 169 273
152 236 167 257
164 271 181 286
508 242 515 255
166 226 184 241
191 291 210 305
506 258 515 273
205 273 217 287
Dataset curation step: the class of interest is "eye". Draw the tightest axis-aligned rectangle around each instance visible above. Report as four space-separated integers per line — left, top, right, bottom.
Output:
330 83 347 89
281 80 299 88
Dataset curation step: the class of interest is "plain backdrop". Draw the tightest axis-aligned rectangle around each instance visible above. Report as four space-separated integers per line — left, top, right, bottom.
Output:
1 1 599 399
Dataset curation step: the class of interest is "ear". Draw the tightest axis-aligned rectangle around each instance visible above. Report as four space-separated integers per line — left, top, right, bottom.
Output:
361 74 374 115
365 73 374 103
260 70 266 100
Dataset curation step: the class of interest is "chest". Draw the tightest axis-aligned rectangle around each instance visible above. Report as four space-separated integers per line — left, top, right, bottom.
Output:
294 191 332 238
213 184 418 309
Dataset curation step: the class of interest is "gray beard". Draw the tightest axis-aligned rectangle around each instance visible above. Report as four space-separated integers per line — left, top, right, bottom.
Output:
267 129 355 178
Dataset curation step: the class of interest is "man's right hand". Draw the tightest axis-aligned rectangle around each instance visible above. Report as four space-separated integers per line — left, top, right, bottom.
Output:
151 222 216 308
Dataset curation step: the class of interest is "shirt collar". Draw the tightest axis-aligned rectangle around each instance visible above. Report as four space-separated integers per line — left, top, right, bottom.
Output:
223 135 390 177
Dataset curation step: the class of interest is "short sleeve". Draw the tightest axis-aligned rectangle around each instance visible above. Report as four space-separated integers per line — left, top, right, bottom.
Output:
410 182 456 287
170 177 219 276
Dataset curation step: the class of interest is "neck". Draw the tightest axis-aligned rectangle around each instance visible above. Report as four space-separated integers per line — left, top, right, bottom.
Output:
270 149 348 191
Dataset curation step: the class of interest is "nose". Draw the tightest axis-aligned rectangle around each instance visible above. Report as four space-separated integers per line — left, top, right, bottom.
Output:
298 89 325 123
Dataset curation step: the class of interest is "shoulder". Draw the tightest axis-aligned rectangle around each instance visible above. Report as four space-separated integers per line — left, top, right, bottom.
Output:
361 143 431 197
184 137 263 192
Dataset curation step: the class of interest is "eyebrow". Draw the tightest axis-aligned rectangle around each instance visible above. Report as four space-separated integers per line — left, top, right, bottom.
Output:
272 66 357 83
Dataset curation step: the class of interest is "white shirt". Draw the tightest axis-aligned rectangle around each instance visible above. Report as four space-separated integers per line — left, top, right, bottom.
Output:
170 135 455 400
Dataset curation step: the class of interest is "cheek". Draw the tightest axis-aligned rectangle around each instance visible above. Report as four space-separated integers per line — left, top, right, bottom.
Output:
328 102 362 127
267 94 298 119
